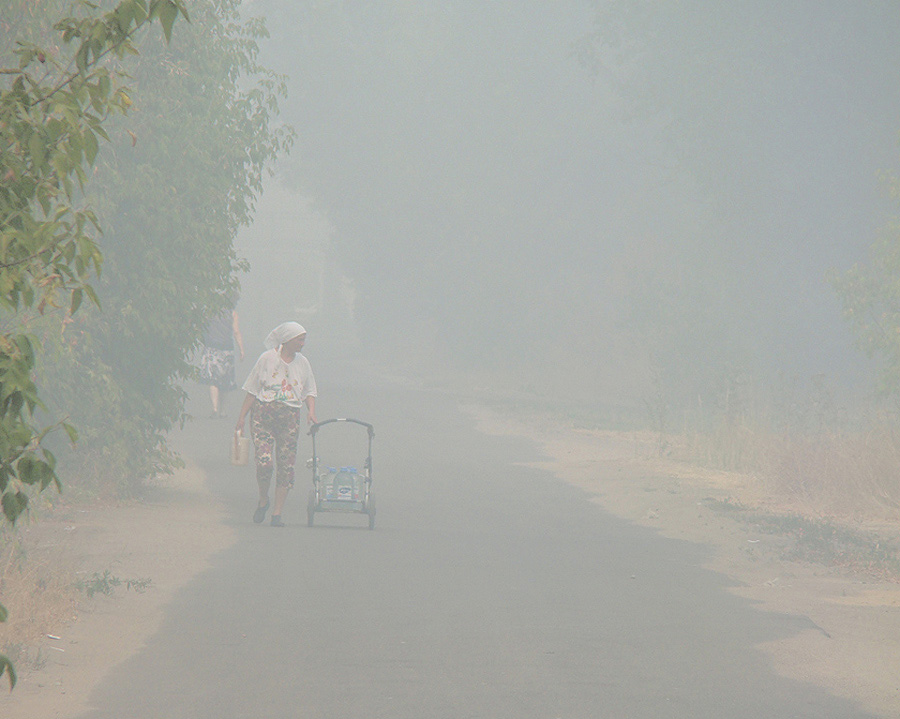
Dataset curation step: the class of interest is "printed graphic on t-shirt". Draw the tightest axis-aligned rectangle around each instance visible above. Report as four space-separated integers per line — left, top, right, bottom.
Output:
262 368 299 403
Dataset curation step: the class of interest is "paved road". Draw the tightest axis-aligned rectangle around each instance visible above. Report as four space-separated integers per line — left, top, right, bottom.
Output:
78 365 874 718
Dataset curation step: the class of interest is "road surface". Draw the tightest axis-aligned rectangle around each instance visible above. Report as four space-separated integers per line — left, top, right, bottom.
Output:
77 365 874 718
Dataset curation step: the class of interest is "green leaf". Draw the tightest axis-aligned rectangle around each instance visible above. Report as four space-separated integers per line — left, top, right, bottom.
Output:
63 422 79 444
98 73 111 98
84 130 99 165
27 133 46 169
131 0 150 25
64 240 77 264
22 459 52 489
16 455 38 485
71 288 83 314
40 462 57 490
18 48 35 68
14 335 35 366
8 393 25 419
84 283 101 309
76 43 90 74
0 653 16 691
93 124 110 142
113 2 136 33
1 490 28 524
158 1 179 42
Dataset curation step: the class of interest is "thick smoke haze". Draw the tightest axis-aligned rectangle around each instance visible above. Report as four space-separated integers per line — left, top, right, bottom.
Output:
237 1 900 416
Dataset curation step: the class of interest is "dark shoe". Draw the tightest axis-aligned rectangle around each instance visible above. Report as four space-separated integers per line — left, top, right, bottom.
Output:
253 500 269 524
270 515 285 527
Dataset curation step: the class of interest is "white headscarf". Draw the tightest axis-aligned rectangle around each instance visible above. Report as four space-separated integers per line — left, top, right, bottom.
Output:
265 322 306 350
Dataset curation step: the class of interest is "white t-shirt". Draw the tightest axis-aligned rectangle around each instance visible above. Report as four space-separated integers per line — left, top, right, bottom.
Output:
241 348 317 408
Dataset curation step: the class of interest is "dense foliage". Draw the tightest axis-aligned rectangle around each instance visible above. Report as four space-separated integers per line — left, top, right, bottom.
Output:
0 0 188 511
36 0 292 489
833 173 900 401
0 0 188 690
0 0 290 689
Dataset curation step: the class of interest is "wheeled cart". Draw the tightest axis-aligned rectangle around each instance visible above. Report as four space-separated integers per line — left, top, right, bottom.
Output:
307 418 376 530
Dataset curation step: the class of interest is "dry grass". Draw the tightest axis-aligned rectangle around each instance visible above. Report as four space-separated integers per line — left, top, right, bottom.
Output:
762 428 900 521
0 521 80 670
681 420 900 525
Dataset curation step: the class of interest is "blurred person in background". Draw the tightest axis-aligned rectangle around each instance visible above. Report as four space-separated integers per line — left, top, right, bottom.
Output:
199 299 245 418
236 322 318 527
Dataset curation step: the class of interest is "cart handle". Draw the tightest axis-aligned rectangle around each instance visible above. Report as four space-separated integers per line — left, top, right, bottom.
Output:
309 418 375 438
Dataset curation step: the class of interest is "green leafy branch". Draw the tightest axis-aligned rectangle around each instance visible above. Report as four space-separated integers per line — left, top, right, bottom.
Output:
0 0 187 692
0 602 14 691
0 0 187 517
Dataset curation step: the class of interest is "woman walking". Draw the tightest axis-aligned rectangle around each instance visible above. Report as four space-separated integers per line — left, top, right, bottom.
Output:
236 322 317 527
198 303 245 417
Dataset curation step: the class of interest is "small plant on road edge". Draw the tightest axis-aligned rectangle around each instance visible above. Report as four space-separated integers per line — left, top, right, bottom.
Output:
709 499 900 579
75 570 152 598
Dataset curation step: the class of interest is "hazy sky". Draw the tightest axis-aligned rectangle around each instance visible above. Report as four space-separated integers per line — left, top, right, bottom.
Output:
237 1 900 410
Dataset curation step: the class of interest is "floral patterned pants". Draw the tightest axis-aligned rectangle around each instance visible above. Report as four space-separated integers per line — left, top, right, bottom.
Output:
250 400 302 488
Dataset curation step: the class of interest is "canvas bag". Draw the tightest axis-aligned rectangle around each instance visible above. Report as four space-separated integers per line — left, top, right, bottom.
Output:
230 430 251 466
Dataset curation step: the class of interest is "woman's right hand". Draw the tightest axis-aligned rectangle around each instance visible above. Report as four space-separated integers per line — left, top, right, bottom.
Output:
236 392 255 437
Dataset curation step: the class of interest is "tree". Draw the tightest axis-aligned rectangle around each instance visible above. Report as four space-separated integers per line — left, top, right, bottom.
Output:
0 0 188 690
34 0 293 489
833 174 900 400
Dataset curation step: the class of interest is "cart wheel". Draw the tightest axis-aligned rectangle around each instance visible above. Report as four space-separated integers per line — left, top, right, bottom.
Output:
366 493 376 530
307 488 316 527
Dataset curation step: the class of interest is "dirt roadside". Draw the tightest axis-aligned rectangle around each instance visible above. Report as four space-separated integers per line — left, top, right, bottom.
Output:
0 461 235 719
462 403 900 719
2 403 900 718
